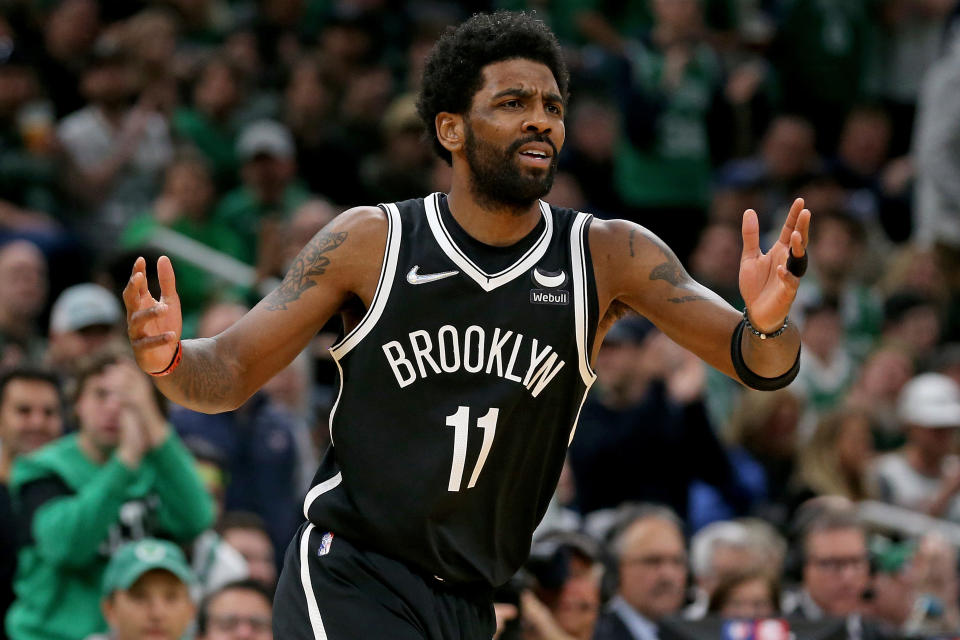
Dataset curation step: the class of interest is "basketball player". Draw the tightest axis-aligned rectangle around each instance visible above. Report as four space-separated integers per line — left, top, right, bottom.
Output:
123 12 809 639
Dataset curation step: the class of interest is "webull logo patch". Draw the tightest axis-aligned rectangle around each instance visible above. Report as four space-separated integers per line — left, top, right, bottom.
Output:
530 289 569 305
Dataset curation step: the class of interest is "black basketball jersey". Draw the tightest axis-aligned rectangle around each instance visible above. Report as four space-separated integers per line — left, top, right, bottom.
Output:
304 193 599 588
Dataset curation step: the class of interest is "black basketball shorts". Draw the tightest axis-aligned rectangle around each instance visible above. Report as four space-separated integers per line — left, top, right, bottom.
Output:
273 522 497 639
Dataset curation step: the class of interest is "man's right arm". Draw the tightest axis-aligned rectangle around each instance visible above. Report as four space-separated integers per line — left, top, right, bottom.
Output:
125 206 388 413
14 461 136 568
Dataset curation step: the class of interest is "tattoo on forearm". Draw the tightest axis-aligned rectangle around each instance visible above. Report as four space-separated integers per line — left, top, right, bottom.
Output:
265 230 348 311
174 339 232 403
668 295 711 303
629 229 635 257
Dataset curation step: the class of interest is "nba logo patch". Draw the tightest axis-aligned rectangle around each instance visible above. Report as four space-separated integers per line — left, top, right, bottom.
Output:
317 531 334 557
722 621 754 640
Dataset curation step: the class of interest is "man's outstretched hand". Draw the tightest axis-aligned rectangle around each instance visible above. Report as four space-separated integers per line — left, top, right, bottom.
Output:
123 256 182 374
739 197 811 333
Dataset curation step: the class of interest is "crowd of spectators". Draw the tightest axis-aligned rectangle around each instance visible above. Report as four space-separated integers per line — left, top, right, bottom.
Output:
2 0 960 638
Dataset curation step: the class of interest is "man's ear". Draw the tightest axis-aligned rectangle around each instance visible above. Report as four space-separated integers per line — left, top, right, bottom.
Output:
436 112 464 155
101 594 116 628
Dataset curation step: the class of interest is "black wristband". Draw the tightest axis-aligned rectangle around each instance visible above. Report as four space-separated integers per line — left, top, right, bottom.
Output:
730 319 801 391
786 252 808 277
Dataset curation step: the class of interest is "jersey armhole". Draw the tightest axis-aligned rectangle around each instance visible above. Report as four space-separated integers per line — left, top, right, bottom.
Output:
571 212 598 386
582 216 600 362
329 203 402 358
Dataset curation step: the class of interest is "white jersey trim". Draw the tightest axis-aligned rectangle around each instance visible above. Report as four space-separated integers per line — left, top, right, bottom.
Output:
424 192 553 292
299 524 329 639
325 355 345 448
329 202 402 358
303 471 343 519
570 211 598 386
568 386 593 445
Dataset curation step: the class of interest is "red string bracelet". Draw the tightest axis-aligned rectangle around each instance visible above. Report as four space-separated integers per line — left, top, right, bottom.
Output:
149 340 183 377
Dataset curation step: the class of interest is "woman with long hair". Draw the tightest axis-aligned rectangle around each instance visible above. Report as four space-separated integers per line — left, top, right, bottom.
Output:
798 407 876 501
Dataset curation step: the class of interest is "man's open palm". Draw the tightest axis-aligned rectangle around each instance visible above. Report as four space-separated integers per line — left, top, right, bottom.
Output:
739 197 811 332
122 256 182 374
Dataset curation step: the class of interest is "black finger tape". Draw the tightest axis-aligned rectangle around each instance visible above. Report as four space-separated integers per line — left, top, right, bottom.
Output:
786 252 807 277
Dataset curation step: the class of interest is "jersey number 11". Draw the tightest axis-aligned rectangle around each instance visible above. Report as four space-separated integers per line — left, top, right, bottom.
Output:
446 406 500 492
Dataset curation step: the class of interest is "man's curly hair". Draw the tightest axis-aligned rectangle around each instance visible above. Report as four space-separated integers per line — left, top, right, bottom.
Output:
417 11 569 165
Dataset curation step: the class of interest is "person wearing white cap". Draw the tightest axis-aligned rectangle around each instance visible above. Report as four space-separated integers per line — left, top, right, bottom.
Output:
869 372 960 521
213 120 312 264
46 283 124 372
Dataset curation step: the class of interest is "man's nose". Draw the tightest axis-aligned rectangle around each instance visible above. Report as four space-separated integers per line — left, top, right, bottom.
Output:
523 104 551 135
233 620 258 639
26 409 52 429
145 596 166 619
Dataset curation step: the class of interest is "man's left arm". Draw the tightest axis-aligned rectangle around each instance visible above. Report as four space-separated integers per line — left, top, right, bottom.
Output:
147 430 215 540
590 199 810 387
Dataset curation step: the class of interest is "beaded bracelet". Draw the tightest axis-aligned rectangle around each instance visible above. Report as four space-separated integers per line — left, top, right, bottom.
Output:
149 340 183 377
743 309 789 340
730 319 801 390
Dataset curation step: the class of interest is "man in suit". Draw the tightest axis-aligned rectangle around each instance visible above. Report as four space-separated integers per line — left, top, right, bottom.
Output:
785 506 892 640
594 506 687 640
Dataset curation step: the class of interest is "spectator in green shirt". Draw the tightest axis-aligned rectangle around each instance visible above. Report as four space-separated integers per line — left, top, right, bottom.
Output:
771 0 874 151
121 152 248 337
614 0 729 264
171 56 246 191
6 351 213 640
213 120 312 266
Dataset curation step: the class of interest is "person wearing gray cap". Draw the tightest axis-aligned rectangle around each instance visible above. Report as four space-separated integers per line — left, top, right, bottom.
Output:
46 283 124 372
213 120 312 264
870 372 960 521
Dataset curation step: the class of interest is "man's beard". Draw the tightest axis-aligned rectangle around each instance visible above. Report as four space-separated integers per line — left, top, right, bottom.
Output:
464 121 558 213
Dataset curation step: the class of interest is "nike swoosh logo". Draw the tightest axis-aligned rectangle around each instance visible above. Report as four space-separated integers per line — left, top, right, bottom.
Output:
407 265 460 285
532 268 567 288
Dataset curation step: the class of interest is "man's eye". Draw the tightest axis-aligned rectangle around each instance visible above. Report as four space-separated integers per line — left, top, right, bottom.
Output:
547 104 561 114
502 100 521 108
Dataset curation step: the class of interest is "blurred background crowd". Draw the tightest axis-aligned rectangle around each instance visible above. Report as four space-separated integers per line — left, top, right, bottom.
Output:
2 0 960 638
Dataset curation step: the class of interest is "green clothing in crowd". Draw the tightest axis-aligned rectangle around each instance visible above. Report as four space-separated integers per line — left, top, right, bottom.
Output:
121 214 250 337
615 40 723 209
213 182 312 264
774 0 873 108
171 108 239 190
6 432 213 640
494 0 738 45
796 274 884 363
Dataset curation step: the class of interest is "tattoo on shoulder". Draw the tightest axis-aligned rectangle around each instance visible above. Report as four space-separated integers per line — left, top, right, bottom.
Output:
265 230 348 311
648 241 686 288
648 237 711 304
629 229 635 258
